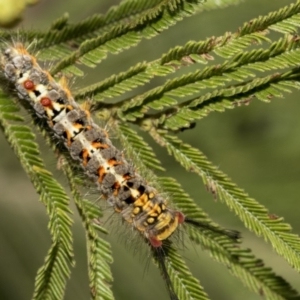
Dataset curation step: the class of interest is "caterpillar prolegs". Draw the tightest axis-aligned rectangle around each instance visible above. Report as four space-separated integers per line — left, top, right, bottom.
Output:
1 44 239 299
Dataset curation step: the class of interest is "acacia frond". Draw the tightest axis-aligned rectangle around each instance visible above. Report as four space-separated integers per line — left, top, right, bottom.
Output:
47 0 205 75
78 31 268 108
161 69 300 130
116 120 300 299
103 1 300 127
0 92 74 300
74 1 247 101
153 133 300 273
31 1 171 62
1 1 175 62
62 161 114 300
115 120 298 300
40 0 172 47
159 177 300 300
154 244 209 300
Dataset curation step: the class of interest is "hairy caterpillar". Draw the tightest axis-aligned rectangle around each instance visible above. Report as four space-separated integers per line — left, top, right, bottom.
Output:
0 43 239 300
1 43 186 247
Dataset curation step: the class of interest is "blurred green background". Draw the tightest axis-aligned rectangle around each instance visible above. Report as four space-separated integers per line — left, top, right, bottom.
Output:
0 0 299 299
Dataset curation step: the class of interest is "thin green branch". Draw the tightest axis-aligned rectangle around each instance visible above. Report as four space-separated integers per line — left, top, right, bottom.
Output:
75 2 300 108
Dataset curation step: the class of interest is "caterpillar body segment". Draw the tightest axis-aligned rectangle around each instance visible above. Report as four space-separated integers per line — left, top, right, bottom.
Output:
1 44 185 248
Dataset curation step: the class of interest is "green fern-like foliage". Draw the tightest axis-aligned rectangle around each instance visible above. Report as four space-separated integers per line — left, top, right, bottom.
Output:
1 0 300 299
0 92 74 300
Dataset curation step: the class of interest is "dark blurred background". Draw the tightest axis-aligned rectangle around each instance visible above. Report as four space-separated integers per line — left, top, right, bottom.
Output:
0 0 299 299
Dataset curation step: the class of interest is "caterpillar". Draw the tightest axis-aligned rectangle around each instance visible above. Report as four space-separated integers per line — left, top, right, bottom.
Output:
0 43 239 300
1 43 186 247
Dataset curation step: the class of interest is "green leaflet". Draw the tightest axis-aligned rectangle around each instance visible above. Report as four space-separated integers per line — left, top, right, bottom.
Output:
0 92 74 300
